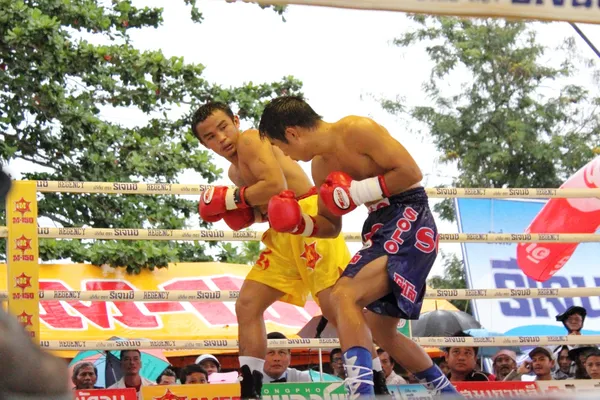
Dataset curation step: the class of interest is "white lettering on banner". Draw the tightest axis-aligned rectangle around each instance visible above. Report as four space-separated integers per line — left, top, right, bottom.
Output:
38 275 320 331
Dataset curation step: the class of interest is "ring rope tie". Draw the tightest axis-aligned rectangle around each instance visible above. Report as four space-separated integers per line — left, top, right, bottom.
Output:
1 287 598 301
37 335 600 351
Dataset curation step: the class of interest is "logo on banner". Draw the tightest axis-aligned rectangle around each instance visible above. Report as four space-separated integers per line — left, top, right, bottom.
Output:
300 242 322 270
17 311 33 327
14 235 34 262
14 197 33 222
15 235 32 254
153 389 186 400
15 272 32 292
13 272 34 300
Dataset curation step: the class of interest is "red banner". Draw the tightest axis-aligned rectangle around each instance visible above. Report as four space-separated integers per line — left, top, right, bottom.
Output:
75 388 137 400
453 381 540 398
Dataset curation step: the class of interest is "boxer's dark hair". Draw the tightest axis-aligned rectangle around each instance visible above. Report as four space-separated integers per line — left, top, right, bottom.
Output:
191 102 235 142
259 96 322 143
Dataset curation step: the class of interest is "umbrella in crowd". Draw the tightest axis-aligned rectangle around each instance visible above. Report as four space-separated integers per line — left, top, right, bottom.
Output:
68 337 170 387
411 310 482 338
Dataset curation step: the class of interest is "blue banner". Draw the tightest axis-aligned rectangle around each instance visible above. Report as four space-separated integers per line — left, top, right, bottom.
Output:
455 198 600 336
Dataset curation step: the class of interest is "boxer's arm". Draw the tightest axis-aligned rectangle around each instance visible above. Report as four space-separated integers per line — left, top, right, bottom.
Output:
227 164 267 224
348 117 423 194
310 157 343 238
237 130 287 206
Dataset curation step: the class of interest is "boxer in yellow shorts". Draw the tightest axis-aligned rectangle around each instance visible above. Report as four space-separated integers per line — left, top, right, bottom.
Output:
191 102 349 397
246 188 349 308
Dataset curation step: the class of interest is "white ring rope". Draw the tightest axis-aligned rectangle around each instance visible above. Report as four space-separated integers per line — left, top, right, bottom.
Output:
1 227 598 243
1 287 596 302
38 335 600 351
33 180 600 198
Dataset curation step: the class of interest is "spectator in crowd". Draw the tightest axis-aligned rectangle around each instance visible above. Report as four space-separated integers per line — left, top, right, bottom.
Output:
376 348 406 385
506 347 555 382
109 350 155 394
72 362 103 390
180 364 209 384
556 306 586 335
0 306 72 399
570 346 597 379
156 368 177 385
584 349 600 379
329 348 345 380
263 332 311 382
492 350 517 382
195 354 221 376
553 346 575 380
444 332 492 382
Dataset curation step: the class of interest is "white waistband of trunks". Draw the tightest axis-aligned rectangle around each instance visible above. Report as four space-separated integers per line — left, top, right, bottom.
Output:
367 198 390 214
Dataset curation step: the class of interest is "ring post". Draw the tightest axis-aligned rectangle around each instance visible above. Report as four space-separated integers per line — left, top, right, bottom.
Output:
6 181 40 341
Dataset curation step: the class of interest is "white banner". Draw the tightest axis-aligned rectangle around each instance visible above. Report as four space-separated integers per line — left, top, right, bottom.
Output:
237 0 600 25
456 198 600 336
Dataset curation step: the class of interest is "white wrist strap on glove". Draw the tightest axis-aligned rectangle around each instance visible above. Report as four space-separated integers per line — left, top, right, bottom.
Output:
293 213 315 237
349 177 383 206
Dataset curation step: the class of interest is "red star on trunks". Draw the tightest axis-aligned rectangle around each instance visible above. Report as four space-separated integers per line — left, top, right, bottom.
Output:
300 242 322 270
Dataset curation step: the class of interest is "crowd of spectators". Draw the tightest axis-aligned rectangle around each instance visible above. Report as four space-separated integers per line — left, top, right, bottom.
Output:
69 306 600 396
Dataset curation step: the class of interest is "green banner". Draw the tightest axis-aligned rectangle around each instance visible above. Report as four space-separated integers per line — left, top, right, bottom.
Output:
397 319 411 337
262 382 346 400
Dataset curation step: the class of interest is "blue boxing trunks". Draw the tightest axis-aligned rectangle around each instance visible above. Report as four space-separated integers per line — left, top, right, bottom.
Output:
341 187 438 319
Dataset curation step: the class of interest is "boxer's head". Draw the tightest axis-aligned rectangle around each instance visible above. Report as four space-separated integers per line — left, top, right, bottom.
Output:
259 96 322 162
191 102 241 159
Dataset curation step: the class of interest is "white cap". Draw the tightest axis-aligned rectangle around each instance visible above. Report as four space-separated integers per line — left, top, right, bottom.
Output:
195 354 220 368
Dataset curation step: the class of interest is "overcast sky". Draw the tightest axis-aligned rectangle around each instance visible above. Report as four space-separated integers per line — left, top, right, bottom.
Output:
8 0 600 276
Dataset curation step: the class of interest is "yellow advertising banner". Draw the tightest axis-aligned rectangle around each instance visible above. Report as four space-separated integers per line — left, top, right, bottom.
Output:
0 261 320 357
141 383 240 400
5 181 40 340
0 259 457 359
237 0 600 25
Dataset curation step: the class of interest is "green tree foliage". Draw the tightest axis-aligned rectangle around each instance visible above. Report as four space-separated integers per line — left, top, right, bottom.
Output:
0 0 302 273
428 252 471 314
387 16 600 221
218 241 262 265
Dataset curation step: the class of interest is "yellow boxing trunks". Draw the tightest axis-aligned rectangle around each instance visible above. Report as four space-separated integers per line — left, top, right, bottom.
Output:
245 190 350 307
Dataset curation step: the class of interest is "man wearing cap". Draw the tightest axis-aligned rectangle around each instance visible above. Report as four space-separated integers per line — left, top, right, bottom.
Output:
195 354 221 376
506 347 555 381
492 350 517 381
556 306 586 335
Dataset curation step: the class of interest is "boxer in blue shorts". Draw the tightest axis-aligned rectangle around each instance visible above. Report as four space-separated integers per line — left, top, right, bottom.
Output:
259 96 460 398
345 188 437 320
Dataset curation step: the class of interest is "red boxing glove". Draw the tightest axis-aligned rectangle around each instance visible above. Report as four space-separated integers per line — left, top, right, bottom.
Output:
199 186 250 220
223 208 256 231
198 199 223 223
268 190 317 236
319 171 389 217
